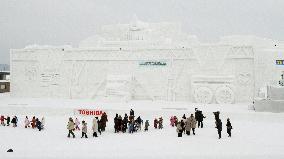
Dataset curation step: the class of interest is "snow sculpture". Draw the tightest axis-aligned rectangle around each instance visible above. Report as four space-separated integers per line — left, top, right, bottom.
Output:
10 18 284 104
193 87 213 104
215 86 235 104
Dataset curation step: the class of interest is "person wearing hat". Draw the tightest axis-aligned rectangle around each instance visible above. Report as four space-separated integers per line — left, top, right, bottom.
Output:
226 118 233 137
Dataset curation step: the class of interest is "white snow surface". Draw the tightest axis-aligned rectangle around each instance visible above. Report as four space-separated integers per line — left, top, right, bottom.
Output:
0 93 284 159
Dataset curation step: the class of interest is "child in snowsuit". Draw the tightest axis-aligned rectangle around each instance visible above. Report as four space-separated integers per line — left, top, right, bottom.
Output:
226 118 233 137
75 118 80 131
81 120 88 138
67 117 75 138
24 116 30 128
144 120 150 131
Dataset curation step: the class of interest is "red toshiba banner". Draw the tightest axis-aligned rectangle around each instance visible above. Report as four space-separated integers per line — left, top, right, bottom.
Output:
74 109 104 116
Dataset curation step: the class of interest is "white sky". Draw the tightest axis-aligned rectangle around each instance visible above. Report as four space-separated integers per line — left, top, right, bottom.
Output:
0 0 284 64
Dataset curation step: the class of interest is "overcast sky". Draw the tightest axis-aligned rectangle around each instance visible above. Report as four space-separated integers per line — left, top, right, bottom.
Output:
0 0 284 64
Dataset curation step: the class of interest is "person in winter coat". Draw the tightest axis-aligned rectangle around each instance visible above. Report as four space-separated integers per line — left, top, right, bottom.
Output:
136 116 142 130
75 118 80 131
216 119 222 139
24 116 30 128
97 119 102 135
11 116 17 127
114 114 119 133
189 114 197 135
170 116 175 127
6 116 10 126
130 109 134 116
36 118 42 131
185 114 197 135
41 117 45 130
129 119 135 133
185 118 191 135
117 115 122 132
182 114 186 120
144 120 150 131
15 116 18 127
176 122 183 137
154 118 158 129
67 117 75 138
180 119 185 134
92 117 98 137
1 115 5 126
197 111 206 128
158 117 163 129
226 118 233 137
213 111 220 121
122 116 128 133
81 120 88 138
174 116 178 126
100 112 108 132
31 116 36 129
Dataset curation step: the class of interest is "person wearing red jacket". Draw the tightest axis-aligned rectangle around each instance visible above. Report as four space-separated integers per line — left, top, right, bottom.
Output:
1 115 6 126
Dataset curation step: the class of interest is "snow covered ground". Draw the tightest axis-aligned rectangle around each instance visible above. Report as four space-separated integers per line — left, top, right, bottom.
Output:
1 93 284 159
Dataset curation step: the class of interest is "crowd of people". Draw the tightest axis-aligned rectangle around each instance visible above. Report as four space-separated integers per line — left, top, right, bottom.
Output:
2 108 233 140
175 109 233 139
113 109 144 133
24 116 45 131
0 115 20 127
0 115 45 131
67 112 108 138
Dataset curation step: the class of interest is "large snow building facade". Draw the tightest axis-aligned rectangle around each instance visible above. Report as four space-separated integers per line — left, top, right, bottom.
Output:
10 18 284 104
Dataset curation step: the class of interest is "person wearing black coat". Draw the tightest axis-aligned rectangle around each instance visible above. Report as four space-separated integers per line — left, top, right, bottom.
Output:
11 116 17 127
196 111 206 128
216 119 222 139
180 119 185 134
226 118 233 137
114 114 119 133
122 117 128 133
130 109 134 116
36 118 42 131
6 116 10 126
